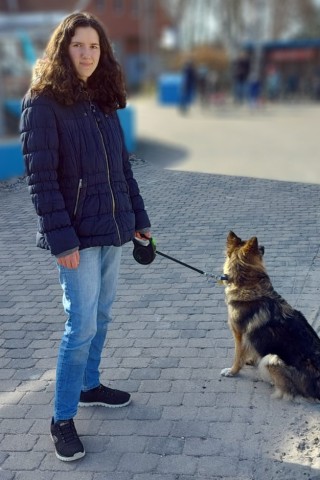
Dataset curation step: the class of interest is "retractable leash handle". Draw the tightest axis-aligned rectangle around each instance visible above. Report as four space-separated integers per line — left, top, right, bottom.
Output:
132 236 157 265
133 236 228 284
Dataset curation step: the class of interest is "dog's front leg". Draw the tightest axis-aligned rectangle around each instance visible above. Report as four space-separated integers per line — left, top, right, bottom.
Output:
221 330 243 377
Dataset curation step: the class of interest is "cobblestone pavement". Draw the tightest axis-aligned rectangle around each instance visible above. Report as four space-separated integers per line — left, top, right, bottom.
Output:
1 99 320 479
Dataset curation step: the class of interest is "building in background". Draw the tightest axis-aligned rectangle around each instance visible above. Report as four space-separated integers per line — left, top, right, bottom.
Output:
244 38 320 100
84 0 173 91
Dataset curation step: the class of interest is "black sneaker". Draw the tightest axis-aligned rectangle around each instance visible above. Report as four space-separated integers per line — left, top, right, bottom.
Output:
79 384 131 408
50 418 85 462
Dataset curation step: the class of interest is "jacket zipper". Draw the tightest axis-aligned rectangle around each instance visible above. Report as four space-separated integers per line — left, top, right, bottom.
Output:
89 101 121 244
73 178 83 217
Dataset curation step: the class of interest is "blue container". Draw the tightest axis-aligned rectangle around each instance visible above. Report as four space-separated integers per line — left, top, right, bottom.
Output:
158 73 183 105
0 139 24 180
117 105 136 153
4 99 21 117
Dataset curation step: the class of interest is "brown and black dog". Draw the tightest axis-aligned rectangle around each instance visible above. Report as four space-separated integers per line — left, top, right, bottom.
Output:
220 231 320 401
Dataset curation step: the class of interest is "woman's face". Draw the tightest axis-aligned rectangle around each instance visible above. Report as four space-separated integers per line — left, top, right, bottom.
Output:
68 26 101 83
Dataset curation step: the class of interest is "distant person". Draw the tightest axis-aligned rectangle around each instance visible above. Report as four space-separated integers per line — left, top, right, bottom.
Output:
197 64 209 107
20 12 152 462
285 71 300 101
179 59 197 113
232 50 251 104
265 65 281 101
248 70 262 108
313 65 320 101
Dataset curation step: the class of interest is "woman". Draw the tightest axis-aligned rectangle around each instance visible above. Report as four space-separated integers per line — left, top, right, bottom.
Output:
20 12 151 462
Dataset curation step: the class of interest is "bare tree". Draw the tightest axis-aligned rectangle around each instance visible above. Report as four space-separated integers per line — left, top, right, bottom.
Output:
161 0 187 22
214 0 320 53
161 0 320 54
291 0 320 38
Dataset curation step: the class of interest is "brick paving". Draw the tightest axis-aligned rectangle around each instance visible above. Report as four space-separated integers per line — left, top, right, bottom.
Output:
1 98 320 479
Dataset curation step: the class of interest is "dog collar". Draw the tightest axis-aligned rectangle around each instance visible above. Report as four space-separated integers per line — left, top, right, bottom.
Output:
217 274 229 284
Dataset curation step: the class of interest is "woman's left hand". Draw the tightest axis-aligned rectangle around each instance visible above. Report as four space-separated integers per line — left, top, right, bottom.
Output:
135 231 152 240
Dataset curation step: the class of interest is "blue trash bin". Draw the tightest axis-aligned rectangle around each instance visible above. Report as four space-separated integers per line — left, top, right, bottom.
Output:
157 73 183 106
0 139 24 180
117 105 136 153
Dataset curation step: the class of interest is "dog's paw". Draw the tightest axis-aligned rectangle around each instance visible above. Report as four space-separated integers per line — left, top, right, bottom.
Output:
220 367 234 377
271 388 285 400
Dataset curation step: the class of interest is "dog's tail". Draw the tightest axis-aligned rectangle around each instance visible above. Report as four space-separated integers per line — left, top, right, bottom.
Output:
259 354 320 400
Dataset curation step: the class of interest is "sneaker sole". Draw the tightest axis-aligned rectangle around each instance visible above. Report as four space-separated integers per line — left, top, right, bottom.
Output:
55 450 86 462
50 435 85 462
78 398 132 408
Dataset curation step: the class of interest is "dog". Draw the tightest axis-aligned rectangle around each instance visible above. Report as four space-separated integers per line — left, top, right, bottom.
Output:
220 231 320 401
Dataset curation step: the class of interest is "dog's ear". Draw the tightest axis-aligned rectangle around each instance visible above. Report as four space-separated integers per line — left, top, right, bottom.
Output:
243 236 259 255
227 231 241 244
226 231 242 255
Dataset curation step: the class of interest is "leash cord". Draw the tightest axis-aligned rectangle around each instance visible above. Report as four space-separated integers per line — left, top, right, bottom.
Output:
157 250 205 274
156 250 224 281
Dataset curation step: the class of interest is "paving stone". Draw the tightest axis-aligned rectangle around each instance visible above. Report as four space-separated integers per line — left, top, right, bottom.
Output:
47 474 92 480
1 451 45 470
118 452 160 474
157 454 198 475
0 470 15 480
71 452 122 472
15 473 54 480
0 434 38 452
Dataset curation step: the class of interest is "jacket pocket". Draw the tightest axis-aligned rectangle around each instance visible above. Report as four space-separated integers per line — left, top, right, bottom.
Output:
73 178 87 223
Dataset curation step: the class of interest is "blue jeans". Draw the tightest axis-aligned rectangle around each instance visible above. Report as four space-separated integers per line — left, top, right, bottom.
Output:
54 246 122 421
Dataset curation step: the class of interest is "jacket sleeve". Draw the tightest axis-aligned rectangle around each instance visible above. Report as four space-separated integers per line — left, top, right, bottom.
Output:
20 97 80 256
116 112 151 231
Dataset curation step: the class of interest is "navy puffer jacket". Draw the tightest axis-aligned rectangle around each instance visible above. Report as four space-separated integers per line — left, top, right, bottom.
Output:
20 93 151 256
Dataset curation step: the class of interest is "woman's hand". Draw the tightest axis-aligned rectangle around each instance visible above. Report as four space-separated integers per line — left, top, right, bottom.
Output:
135 231 152 240
57 250 80 269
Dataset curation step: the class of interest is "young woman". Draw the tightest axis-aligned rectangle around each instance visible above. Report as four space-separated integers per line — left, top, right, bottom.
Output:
20 12 151 462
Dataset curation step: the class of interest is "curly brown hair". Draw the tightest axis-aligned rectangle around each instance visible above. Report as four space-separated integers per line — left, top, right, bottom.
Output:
31 12 126 112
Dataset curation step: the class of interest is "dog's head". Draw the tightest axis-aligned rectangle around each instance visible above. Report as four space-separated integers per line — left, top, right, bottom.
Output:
226 231 265 259
224 231 266 284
